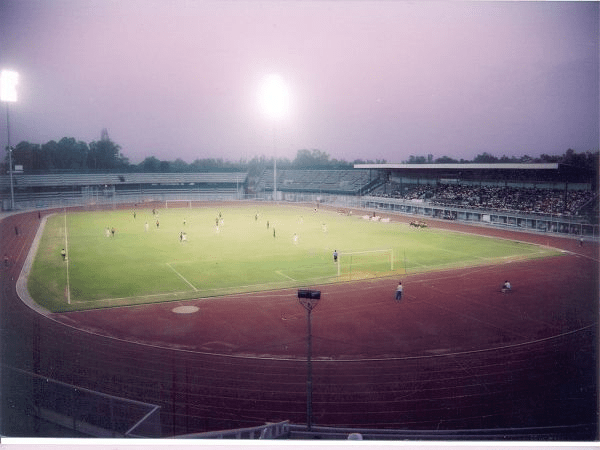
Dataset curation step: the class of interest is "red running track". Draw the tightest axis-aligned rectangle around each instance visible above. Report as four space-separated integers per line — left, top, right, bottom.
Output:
1 208 598 438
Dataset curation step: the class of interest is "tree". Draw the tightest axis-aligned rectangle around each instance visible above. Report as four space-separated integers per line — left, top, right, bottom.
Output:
10 141 42 171
561 149 599 172
160 160 170 173
41 140 58 170
246 155 270 177
171 158 189 172
434 156 459 164
407 155 427 164
539 154 562 163
293 149 331 168
49 137 89 170
88 129 126 170
473 152 498 164
138 156 162 172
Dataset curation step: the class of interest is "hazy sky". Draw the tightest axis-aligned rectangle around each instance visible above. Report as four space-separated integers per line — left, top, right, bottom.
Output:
1 1 598 164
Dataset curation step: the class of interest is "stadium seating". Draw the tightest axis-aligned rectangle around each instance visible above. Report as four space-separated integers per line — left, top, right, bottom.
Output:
257 169 372 194
371 182 597 218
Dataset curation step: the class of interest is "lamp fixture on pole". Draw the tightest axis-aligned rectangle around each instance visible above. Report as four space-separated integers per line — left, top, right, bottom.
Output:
1 70 18 211
258 73 289 201
297 288 321 431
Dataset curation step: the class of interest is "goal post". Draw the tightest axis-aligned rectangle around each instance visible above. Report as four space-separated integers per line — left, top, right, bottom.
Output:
165 200 192 209
337 248 398 280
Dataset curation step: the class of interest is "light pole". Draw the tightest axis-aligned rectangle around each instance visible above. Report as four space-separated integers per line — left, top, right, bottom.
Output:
298 288 320 431
1 70 18 210
258 73 289 201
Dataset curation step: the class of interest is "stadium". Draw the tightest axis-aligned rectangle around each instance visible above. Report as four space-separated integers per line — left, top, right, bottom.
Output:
1 163 598 441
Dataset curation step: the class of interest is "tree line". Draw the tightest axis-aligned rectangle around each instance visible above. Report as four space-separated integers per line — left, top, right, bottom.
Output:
405 150 598 169
3 130 598 176
5 129 129 173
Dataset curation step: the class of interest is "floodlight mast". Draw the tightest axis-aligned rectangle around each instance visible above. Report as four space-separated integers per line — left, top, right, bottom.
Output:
6 105 14 210
258 74 289 201
1 70 18 210
273 125 277 201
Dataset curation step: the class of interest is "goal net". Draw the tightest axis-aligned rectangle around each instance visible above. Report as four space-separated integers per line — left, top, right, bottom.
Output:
165 200 192 209
337 248 400 281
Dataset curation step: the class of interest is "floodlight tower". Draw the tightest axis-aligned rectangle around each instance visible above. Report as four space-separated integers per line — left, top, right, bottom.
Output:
1 70 18 210
258 74 289 201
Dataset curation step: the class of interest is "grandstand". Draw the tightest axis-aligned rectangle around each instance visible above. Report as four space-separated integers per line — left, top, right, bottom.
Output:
0 172 248 209
256 169 377 195
356 162 596 190
0 164 597 236
354 163 598 237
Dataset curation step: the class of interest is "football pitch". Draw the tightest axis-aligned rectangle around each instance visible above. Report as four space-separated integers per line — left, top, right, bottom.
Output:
28 204 561 311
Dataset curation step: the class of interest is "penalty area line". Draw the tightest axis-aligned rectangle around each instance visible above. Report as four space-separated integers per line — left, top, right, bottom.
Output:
275 270 296 281
64 209 71 305
166 262 198 291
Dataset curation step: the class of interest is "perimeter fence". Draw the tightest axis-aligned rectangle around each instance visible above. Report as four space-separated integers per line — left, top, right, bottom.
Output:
272 192 599 239
1 365 161 438
2 188 598 239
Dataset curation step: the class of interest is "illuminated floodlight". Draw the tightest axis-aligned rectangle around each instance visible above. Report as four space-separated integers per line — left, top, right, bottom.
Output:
0 70 19 102
258 73 289 120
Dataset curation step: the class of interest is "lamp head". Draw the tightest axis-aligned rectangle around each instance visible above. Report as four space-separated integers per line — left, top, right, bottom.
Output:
0 70 18 102
258 73 289 121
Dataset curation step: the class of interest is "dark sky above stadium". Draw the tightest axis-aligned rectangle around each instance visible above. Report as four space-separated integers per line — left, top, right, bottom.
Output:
1 1 598 164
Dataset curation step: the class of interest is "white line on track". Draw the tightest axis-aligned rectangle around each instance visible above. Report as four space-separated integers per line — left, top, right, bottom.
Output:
166 262 198 291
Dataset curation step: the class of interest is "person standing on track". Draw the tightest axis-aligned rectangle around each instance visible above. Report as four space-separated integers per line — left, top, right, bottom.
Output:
395 281 403 301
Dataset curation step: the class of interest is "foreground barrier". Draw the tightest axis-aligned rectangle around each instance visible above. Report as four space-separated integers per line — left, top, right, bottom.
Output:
2 366 161 438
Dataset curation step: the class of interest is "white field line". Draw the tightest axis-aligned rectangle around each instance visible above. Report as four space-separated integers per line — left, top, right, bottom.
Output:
275 270 296 281
339 248 392 255
166 262 198 291
64 210 71 304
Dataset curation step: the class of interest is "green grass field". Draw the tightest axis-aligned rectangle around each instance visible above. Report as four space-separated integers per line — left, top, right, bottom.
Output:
28 204 560 311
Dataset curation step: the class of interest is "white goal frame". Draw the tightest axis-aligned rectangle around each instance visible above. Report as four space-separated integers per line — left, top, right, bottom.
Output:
337 248 394 278
165 200 192 209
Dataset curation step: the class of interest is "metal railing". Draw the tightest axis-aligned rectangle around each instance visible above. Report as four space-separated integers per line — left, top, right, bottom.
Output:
1 188 597 239
177 421 290 439
2 366 161 438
